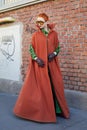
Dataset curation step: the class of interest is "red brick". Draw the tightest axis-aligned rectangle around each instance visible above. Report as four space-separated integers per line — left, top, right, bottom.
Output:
80 87 85 91
74 86 79 90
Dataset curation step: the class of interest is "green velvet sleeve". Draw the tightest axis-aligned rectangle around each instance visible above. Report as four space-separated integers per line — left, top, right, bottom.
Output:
29 44 37 60
54 45 60 55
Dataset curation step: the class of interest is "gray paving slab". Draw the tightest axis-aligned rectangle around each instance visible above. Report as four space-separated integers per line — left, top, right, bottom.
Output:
0 93 87 130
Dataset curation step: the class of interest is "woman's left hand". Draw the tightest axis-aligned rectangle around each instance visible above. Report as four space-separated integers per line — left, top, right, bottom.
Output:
48 53 56 62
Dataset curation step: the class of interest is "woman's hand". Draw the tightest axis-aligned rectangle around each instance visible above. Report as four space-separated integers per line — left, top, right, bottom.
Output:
35 58 45 67
48 53 56 62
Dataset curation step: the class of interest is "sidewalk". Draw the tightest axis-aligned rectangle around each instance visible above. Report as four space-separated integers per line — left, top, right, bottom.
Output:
0 93 87 130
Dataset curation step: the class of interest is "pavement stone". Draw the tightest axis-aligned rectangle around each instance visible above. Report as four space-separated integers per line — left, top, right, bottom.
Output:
0 93 87 130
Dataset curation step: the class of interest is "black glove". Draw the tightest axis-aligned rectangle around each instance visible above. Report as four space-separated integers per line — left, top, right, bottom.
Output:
35 58 45 67
48 53 56 62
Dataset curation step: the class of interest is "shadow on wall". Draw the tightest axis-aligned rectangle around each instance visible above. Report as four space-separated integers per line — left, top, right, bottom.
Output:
0 79 22 94
65 89 87 111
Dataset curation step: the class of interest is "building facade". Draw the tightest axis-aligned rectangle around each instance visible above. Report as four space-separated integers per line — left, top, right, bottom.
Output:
0 0 87 110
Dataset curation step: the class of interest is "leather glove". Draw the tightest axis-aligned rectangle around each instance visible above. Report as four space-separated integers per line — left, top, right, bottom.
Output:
35 58 45 67
48 53 56 62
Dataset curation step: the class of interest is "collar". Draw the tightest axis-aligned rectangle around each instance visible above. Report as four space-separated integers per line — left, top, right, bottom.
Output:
36 23 56 30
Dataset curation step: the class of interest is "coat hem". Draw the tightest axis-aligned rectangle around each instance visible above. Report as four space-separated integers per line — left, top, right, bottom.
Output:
13 112 57 123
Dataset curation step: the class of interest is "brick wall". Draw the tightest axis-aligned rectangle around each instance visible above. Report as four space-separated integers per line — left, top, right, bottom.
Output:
0 0 87 92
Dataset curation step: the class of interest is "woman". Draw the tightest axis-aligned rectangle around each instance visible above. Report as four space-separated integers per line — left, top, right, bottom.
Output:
13 13 70 123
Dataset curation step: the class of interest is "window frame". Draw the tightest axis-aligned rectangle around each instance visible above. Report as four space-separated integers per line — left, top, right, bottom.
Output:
0 0 48 13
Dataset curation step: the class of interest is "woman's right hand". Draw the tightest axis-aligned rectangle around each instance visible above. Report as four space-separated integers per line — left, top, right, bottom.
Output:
35 58 45 67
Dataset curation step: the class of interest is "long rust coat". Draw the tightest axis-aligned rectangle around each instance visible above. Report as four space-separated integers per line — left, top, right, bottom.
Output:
13 25 70 123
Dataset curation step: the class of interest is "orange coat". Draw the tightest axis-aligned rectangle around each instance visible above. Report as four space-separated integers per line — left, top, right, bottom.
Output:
13 25 70 123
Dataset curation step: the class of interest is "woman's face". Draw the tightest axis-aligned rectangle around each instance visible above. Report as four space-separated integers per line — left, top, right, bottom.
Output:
36 21 46 29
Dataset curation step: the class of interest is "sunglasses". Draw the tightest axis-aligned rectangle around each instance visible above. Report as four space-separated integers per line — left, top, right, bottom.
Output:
36 21 45 25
